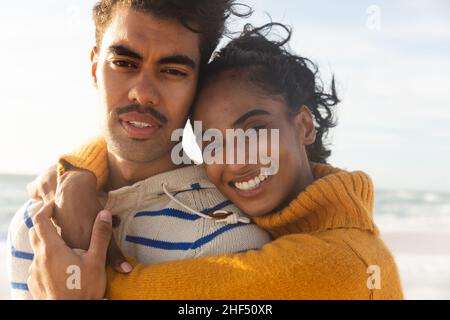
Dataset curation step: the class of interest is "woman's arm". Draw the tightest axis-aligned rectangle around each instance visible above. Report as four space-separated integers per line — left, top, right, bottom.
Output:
58 136 109 191
106 230 400 300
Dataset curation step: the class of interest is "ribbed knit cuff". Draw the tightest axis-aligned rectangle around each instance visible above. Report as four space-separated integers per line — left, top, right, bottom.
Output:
58 137 109 191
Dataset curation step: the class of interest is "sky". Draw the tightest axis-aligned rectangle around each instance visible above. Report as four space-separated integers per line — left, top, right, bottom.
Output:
0 0 449 192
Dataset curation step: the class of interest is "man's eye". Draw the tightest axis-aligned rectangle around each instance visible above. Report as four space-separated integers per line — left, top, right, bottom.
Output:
112 60 137 69
162 69 187 77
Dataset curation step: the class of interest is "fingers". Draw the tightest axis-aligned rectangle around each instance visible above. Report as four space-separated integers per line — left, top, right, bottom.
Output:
31 201 65 246
107 236 133 274
88 210 113 263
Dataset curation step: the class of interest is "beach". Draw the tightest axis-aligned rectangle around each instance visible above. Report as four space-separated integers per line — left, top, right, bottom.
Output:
382 233 450 299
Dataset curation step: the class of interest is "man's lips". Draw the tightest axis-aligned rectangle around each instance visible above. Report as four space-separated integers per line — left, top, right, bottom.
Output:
119 112 163 127
119 112 162 140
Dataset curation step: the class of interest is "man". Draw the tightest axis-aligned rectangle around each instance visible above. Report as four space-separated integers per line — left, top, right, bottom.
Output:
8 0 271 300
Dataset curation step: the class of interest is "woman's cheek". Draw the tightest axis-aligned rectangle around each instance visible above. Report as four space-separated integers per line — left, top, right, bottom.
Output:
205 164 224 187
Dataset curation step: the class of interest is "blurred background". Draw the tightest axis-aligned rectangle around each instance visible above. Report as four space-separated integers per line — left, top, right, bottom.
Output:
0 0 449 299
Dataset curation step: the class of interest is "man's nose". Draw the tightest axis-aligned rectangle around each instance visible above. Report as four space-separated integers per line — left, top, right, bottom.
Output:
128 73 160 106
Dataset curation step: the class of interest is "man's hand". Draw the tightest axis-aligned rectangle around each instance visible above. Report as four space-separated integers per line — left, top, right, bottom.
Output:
28 202 113 300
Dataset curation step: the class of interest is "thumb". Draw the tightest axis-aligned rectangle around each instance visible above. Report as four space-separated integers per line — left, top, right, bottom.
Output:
88 210 113 263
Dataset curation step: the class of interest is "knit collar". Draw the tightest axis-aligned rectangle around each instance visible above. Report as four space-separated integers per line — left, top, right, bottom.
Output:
252 163 379 238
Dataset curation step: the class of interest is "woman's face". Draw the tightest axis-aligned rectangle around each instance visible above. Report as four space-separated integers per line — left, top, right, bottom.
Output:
193 72 316 217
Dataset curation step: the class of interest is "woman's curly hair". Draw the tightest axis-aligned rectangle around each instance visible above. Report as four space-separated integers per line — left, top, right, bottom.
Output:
200 23 340 163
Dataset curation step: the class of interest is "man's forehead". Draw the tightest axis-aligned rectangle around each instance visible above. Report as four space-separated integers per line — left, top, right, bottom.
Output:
101 7 200 59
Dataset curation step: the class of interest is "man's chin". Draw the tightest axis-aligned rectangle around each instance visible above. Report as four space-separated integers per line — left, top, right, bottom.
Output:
107 139 161 162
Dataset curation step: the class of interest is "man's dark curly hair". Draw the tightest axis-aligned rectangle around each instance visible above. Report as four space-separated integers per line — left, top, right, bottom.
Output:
199 23 340 164
92 0 251 66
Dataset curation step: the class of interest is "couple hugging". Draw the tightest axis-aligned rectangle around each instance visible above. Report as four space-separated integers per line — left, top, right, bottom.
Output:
8 0 403 300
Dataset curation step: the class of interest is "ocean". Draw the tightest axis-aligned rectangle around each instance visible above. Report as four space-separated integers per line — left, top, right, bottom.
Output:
0 174 36 242
0 174 449 299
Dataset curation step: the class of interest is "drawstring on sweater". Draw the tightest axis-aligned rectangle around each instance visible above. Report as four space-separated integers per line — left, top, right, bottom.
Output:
162 183 251 225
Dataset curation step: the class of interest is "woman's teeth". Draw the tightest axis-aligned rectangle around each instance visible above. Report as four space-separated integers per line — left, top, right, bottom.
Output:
128 121 152 128
234 173 269 191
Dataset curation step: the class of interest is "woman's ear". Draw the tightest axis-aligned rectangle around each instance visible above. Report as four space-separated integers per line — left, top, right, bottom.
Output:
295 105 316 146
90 47 99 88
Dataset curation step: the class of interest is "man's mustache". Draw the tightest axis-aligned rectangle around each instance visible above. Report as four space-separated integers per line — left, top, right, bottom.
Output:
115 104 168 124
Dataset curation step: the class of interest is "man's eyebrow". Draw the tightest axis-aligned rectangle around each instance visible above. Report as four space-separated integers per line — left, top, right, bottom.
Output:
233 109 271 127
159 55 197 69
108 45 142 60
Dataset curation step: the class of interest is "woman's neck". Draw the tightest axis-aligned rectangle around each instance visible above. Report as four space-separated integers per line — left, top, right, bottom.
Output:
275 160 315 213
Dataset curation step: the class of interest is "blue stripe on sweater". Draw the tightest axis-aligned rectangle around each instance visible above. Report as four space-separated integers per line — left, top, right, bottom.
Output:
11 246 34 261
23 200 34 229
135 208 200 221
11 282 29 291
126 223 244 251
134 200 233 221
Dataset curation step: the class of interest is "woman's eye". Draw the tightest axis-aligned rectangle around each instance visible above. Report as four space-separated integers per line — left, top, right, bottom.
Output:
112 60 137 69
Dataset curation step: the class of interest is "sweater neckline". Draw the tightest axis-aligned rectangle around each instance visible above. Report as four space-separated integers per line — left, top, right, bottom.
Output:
252 163 379 237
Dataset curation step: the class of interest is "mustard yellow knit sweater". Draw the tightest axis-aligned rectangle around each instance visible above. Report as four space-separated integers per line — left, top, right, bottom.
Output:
59 138 403 300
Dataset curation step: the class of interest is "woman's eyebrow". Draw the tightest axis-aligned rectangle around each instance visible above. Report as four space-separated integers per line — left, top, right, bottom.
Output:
233 109 271 127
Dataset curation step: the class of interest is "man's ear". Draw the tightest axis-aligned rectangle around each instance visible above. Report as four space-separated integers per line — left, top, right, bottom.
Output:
295 106 317 146
90 47 99 88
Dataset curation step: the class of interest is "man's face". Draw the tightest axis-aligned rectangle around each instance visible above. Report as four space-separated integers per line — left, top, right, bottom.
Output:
92 7 201 162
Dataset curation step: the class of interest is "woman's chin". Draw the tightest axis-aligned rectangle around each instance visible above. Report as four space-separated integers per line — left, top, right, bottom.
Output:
237 201 278 218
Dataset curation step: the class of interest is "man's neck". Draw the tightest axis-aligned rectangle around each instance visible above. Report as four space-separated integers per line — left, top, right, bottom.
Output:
105 152 187 191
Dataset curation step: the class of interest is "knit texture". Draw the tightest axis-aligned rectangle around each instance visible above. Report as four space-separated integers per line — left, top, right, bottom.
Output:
252 162 378 238
58 138 403 299
58 136 108 190
104 164 403 300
